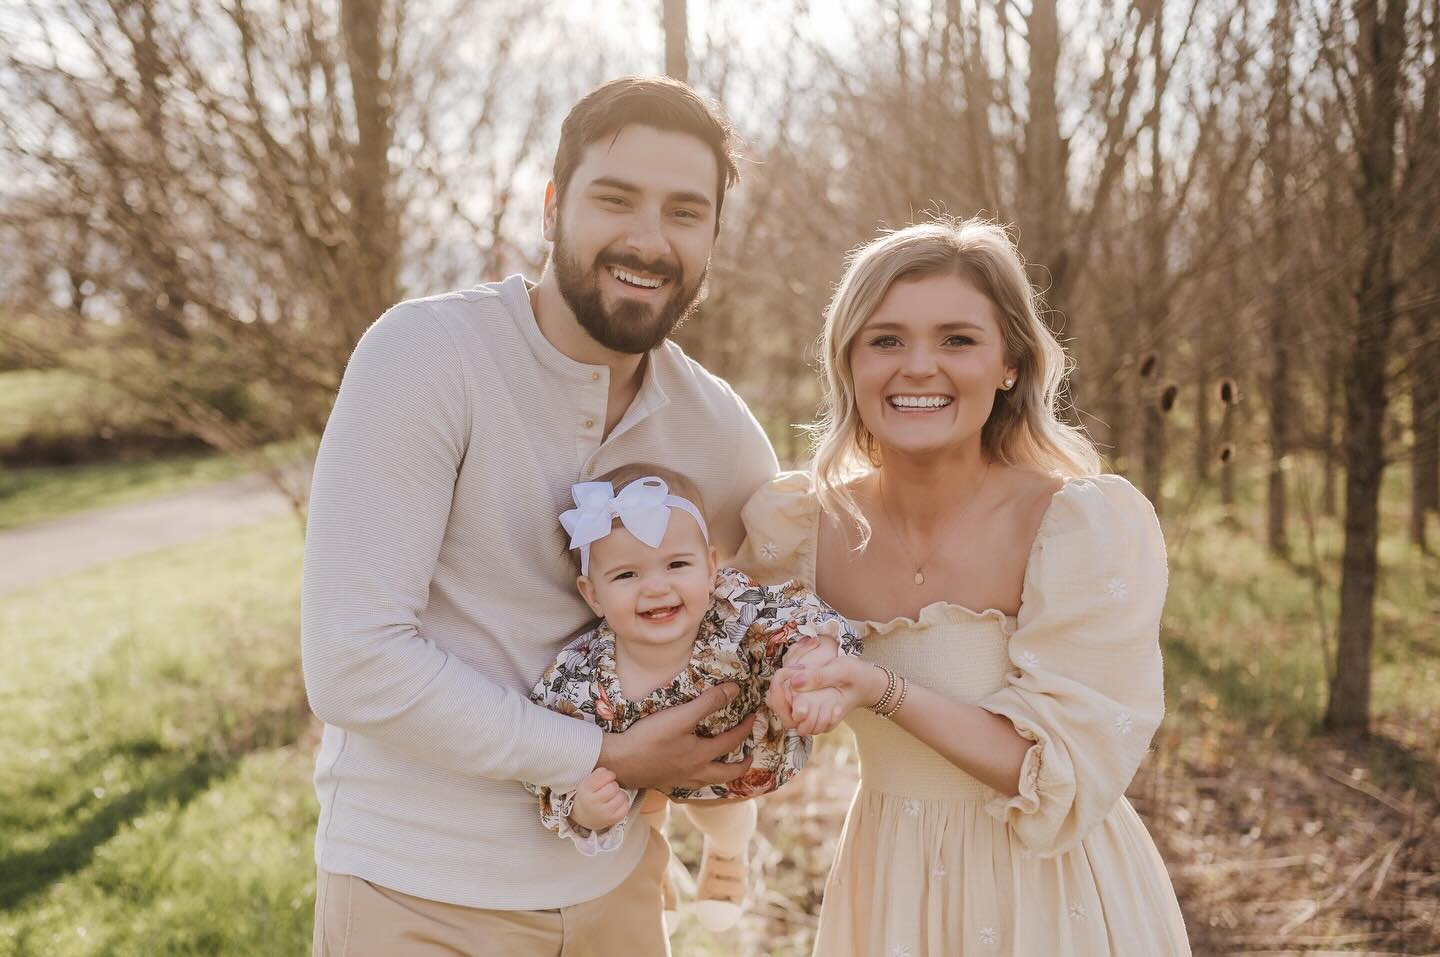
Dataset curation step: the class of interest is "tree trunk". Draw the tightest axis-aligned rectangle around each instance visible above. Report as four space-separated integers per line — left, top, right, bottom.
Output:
342 0 398 337
1325 0 1409 734
1412 314 1439 549
1194 374 1212 485
1020 0 1069 331
663 0 688 82
1265 0 1295 557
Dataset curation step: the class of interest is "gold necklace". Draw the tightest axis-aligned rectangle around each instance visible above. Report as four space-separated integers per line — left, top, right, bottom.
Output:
879 461 991 586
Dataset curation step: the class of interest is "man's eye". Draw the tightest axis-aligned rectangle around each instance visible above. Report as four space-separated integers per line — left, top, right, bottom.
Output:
672 208 700 221
599 195 627 207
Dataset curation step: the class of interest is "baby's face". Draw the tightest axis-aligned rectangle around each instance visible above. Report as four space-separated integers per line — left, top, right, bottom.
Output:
579 511 717 654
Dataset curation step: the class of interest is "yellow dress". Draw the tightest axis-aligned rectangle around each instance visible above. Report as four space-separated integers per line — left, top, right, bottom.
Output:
733 472 1191 956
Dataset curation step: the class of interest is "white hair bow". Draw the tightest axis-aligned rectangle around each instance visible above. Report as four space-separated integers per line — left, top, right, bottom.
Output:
559 476 709 575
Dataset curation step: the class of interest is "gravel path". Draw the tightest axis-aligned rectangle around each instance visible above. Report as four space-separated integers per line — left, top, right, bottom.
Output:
0 473 297 596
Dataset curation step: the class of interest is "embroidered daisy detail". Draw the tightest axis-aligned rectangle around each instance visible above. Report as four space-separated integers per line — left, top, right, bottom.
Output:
1069 903 1087 920
759 542 780 561
1105 577 1128 600
903 799 921 817
979 927 999 946
889 946 912 957
1019 650 1040 669
931 862 947 878
1114 712 1135 735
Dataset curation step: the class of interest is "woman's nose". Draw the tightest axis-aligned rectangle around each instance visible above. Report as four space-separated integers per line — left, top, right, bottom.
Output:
901 345 939 377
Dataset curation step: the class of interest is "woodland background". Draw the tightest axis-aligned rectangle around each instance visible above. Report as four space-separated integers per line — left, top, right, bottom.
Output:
0 1 1436 953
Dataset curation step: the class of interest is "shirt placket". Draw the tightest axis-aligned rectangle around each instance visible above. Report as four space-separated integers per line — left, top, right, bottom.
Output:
575 367 606 476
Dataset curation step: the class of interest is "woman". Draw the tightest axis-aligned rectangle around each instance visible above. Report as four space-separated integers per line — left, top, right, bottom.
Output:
733 219 1190 955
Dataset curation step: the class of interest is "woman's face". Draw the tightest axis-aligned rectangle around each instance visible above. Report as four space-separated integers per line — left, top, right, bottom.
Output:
849 272 1016 461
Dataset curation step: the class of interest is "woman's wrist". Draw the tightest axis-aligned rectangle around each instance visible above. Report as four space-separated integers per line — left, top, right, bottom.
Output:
862 662 891 709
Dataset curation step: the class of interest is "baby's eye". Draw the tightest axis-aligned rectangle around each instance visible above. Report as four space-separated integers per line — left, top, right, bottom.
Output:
668 560 691 569
612 571 636 581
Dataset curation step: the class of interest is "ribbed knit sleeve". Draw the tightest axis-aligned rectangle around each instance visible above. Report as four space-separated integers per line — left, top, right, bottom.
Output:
300 302 601 790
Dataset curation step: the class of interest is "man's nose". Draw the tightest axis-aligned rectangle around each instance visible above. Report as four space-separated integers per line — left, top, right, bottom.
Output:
623 208 669 264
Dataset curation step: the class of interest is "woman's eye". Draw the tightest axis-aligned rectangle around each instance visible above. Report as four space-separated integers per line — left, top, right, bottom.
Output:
945 335 975 347
869 335 901 348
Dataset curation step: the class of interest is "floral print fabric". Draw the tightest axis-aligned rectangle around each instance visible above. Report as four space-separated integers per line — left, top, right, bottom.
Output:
525 567 861 851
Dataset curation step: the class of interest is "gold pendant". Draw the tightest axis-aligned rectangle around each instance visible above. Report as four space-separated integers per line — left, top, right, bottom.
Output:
914 570 925 586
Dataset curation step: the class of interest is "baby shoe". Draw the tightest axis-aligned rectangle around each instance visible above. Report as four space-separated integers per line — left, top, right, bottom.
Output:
692 843 747 932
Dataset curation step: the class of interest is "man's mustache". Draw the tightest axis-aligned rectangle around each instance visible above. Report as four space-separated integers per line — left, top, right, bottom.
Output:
595 251 682 282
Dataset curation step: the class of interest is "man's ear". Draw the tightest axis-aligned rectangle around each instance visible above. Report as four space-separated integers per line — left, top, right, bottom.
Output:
576 574 605 618
542 182 559 243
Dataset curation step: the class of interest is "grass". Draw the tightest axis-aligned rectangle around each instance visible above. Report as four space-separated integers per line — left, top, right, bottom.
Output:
0 369 155 450
0 455 249 530
0 456 1434 955
0 519 313 957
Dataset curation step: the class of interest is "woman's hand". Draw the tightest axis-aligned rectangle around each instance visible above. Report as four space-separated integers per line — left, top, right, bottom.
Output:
570 768 632 831
767 656 888 735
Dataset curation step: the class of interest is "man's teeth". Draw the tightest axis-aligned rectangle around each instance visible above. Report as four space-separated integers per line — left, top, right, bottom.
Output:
890 396 953 409
609 266 666 289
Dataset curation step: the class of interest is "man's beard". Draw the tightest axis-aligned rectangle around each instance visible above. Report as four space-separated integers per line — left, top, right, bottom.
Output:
552 221 707 355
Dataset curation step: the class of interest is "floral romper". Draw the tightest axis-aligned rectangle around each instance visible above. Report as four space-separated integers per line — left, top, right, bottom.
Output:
525 567 862 853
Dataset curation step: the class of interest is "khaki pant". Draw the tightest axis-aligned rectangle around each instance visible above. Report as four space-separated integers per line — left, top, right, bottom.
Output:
312 832 670 957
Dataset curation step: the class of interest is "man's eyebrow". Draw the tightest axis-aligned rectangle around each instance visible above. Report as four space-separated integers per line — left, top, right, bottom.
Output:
587 176 713 209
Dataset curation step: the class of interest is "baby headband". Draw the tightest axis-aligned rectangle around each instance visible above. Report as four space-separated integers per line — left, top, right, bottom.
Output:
560 477 709 575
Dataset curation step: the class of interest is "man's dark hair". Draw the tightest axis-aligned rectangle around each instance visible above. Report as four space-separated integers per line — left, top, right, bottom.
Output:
552 75 742 231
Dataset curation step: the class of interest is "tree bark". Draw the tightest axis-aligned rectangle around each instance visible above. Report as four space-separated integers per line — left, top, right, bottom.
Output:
1412 312 1439 549
1265 0 1295 557
342 0 398 338
1325 0 1409 734
663 0 688 82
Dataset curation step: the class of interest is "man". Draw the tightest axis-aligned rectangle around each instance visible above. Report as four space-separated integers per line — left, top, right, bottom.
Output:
301 76 779 955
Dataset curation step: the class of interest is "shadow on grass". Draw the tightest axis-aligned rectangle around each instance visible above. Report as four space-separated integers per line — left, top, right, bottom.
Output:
0 694 309 913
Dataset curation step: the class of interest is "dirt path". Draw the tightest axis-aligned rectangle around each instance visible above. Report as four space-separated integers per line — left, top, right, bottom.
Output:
0 473 297 596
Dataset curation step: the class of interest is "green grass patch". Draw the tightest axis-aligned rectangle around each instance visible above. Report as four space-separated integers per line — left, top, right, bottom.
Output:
0 518 313 956
0 370 158 450
0 455 247 530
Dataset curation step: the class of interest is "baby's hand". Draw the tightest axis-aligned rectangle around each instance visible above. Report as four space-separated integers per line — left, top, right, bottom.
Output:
570 768 631 832
783 632 839 670
787 686 849 736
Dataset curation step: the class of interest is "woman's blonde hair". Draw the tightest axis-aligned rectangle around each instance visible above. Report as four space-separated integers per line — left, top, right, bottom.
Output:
811 217 1101 544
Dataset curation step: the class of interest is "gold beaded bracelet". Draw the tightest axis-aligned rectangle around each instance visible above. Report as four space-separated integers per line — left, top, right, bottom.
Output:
870 666 898 715
880 676 909 719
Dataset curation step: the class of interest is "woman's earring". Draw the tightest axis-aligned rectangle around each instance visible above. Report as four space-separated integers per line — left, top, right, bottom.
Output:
1003 376 1015 390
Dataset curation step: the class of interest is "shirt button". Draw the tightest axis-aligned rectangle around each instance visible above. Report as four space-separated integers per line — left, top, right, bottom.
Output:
584 418 596 430
591 371 601 382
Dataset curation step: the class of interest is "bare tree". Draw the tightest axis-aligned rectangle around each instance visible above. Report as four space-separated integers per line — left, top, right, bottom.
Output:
1325 0 1412 733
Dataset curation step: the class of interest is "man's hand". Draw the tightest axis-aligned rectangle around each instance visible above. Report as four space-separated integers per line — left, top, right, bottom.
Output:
570 768 632 832
597 683 756 791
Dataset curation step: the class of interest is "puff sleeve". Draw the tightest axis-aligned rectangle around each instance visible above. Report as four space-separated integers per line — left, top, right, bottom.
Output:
978 475 1168 858
727 471 821 587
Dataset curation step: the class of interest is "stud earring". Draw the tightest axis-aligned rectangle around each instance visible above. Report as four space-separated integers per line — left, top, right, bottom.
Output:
1003 377 1015 389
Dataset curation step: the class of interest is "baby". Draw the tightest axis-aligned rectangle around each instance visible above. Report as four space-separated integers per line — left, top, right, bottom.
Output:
524 464 860 932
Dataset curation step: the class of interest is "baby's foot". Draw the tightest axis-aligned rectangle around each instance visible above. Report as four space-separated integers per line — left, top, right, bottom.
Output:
692 841 748 932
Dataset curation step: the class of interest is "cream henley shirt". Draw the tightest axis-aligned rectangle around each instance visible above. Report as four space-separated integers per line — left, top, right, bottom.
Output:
300 275 779 909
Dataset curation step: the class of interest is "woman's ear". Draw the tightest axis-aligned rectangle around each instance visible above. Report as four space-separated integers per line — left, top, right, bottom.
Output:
576 574 605 618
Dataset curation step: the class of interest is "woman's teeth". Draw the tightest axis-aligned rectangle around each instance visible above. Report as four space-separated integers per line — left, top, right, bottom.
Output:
889 395 953 409
608 266 667 289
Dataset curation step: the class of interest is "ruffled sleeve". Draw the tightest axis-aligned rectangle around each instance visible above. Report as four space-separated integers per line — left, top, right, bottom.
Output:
727 471 822 588
978 475 1168 858
523 635 635 855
